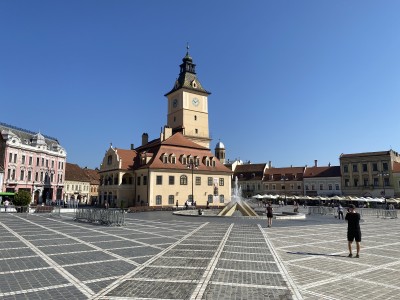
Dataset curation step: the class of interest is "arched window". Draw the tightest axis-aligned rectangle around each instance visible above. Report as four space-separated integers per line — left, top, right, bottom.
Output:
180 175 188 185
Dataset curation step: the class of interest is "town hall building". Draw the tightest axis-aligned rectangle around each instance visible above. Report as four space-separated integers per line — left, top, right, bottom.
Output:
98 48 232 208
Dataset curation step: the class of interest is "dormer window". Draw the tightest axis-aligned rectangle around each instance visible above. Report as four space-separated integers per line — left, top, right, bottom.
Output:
181 155 187 165
162 154 168 164
212 159 216 167
170 154 176 164
191 80 197 88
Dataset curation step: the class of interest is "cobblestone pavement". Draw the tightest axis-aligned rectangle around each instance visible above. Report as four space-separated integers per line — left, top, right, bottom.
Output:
0 210 398 299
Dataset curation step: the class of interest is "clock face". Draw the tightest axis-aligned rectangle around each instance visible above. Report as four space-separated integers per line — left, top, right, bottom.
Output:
172 99 178 108
192 98 199 107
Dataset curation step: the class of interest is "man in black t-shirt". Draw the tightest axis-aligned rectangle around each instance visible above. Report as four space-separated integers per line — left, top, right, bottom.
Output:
345 204 361 258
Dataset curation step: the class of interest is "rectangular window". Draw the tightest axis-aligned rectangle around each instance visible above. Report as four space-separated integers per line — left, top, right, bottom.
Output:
297 185 301 190
335 184 339 190
46 159 48 167
352 164 358 172
51 173 54 183
41 158 44 166
9 153 12 163
20 170 25 181
156 175 162 185
305 185 309 190
373 163 378 171
219 195 224 203
208 195 213 203
29 156 32 165
37 157 40 166
143 176 147 185
196 176 201 185
272 184 276 190
320 184 323 190
35 172 38 181
14 154 17 163
208 177 213 186
219 178 224 186
374 178 379 187
156 195 162 205
22 155 26 164
328 184 333 190
137 177 141 186
362 164 367 172
383 162 389 171
345 179 350 187
343 165 348 173
364 179 369 186
28 170 32 181
169 176 175 185
7 169 11 179
354 179 358 187
281 185 285 190
40 172 44 182
51 160 54 168
384 178 389 186
168 195 174 205
12 169 15 180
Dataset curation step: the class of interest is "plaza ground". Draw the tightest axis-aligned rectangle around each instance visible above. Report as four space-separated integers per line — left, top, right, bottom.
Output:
0 208 399 299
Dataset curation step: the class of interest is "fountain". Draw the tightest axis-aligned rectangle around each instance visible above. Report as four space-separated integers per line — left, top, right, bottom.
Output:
217 177 258 217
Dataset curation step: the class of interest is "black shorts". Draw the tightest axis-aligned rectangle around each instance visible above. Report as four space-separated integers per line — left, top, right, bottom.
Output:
267 213 273 218
348 231 361 242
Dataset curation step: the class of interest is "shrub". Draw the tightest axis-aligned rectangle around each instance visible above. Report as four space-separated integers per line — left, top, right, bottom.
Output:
14 190 32 206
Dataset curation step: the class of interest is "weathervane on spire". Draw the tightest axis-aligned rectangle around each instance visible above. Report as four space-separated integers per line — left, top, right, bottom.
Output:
186 42 190 55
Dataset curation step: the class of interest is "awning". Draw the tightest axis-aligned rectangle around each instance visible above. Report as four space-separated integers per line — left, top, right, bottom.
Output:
0 192 15 196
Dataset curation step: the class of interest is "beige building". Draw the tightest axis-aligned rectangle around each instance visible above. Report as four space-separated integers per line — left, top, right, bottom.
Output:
98 147 135 207
233 163 268 197
303 162 341 196
263 166 305 197
98 49 232 208
340 150 400 197
392 162 400 197
65 163 91 204
83 167 100 205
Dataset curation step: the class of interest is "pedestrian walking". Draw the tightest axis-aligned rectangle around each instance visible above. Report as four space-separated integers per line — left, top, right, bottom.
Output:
176 200 179 210
337 204 344 220
266 202 273 228
4 199 10 212
345 204 361 258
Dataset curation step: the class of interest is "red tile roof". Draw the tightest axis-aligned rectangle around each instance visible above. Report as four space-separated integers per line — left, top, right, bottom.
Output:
393 162 400 173
114 148 137 170
66 163 91 182
340 151 391 158
263 167 305 181
83 168 100 184
303 166 341 178
135 133 231 174
233 164 266 181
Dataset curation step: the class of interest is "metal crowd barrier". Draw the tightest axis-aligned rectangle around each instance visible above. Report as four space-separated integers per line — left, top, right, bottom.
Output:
358 208 397 219
307 206 335 215
307 207 398 219
74 208 125 226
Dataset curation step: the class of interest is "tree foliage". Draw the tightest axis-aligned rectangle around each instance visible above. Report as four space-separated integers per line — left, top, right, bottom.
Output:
14 190 31 206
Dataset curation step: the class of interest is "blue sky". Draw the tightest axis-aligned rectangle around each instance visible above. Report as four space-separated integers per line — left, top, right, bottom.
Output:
1 1 400 169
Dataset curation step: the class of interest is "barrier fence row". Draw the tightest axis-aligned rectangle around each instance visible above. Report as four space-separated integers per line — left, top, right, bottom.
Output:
74 208 125 226
308 206 397 219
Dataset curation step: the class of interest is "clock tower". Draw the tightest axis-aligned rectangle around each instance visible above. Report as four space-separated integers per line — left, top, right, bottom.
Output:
165 46 211 149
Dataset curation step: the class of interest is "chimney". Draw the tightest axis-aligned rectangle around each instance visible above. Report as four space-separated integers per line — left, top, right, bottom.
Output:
328 162 331 167
268 161 272 168
142 133 148 146
130 144 134 150
164 126 172 140
314 160 318 167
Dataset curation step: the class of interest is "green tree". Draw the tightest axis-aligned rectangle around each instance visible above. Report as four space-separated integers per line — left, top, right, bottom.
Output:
14 190 31 206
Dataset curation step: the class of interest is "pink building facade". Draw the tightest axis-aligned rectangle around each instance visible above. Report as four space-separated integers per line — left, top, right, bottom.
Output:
0 123 67 204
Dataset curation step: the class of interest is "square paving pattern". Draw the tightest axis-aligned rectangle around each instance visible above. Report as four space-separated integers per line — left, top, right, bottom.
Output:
0 209 399 299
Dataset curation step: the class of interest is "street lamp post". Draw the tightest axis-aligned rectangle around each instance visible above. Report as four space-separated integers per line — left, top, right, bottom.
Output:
378 170 390 207
281 175 288 205
187 161 198 206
